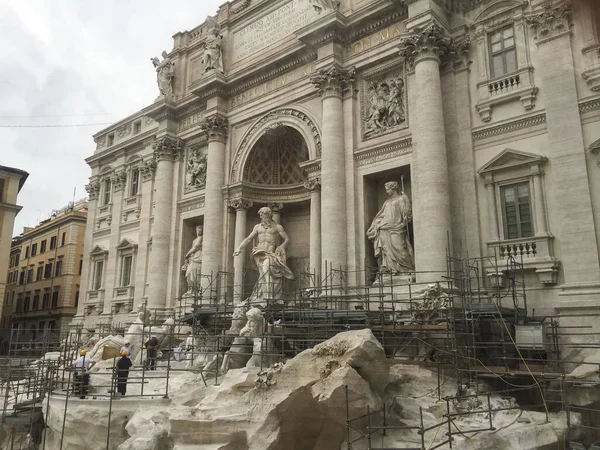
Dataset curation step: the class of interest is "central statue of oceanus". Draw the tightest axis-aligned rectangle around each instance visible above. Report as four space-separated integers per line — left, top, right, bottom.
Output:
233 207 294 306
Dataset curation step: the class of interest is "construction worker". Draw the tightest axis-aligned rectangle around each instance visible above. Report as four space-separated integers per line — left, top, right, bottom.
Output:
117 350 133 396
73 350 96 399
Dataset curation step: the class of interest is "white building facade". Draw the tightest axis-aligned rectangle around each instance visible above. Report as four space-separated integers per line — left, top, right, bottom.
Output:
75 0 600 340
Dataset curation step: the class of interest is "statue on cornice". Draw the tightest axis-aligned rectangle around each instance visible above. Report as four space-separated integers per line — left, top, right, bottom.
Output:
367 180 414 276
202 17 223 73
151 51 175 96
186 147 207 189
309 0 340 14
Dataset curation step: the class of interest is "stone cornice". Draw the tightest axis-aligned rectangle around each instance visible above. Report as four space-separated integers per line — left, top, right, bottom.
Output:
526 0 572 44
152 137 184 162
354 138 412 166
310 65 356 98
472 112 547 141
199 114 229 142
87 129 157 166
226 182 310 203
179 196 206 214
579 97 600 114
228 52 317 97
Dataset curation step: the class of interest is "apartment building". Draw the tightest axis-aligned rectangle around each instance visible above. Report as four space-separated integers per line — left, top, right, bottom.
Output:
3 200 87 341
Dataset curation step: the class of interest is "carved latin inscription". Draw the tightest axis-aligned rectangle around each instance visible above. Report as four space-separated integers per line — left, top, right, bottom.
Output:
232 0 319 60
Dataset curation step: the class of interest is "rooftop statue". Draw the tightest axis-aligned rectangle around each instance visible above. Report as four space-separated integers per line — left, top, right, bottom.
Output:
309 0 340 14
367 180 415 276
203 17 223 73
233 206 294 306
151 51 175 97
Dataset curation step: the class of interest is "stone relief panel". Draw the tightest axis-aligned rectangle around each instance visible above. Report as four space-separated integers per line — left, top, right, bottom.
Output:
361 69 408 140
185 145 207 191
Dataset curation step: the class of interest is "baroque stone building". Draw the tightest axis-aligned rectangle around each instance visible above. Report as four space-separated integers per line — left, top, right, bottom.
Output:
76 0 600 334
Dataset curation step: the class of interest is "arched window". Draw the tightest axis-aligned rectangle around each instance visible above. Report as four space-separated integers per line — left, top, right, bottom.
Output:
245 126 308 185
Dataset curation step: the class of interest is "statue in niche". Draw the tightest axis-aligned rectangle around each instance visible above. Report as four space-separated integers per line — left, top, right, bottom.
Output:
233 207 294 306
364 75 405 137
151 51 175 96
182 225 203 295
309 0 340 14
186 147 207 189
367 180 415 276
202 18 223 73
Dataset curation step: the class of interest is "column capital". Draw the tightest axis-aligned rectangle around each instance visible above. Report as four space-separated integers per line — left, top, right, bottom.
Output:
152 137 184 162
399 23 451 67
228 198 253 211
526 0 572 44
200 114 229 142
303 177 322 191
310 65 356 98
268 202 284 213
140 158 157 182
111 169 127 192
85 180 100 200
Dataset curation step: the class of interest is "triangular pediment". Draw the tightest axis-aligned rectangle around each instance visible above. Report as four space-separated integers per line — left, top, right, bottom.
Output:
117 238 138 251
89 245 108 256
478 149 546 174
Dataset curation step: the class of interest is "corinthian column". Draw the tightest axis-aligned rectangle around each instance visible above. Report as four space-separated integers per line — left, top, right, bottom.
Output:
400 25 452 281
229 198 253 304
310 65 354 280
304 178 322 286
147 137 182 310
200 115 228 282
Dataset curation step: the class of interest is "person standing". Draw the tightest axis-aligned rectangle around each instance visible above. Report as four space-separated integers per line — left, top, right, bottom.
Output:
145 336 159 370
73 350 96 399
117 350 133 396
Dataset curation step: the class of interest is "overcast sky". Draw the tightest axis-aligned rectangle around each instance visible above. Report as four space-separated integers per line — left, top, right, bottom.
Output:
0 0 223 235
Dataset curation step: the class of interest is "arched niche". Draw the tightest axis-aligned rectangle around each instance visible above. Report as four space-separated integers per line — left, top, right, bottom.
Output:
230 107 322 184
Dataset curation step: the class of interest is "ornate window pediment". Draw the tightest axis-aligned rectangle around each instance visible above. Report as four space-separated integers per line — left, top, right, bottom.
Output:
478 148 546 175
89 245 109 257
116 238 138 251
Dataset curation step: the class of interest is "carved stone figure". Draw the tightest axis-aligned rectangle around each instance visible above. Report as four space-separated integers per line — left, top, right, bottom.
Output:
186 147 207 189
240 307 277 368
203 21 223 73
182 225 203 295
309 0 340 14
367 181 414 275
365 76 405 137
220 301 252 373
233 207 294 306
151 51 175 96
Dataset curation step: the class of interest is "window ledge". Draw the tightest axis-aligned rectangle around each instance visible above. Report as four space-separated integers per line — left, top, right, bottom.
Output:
113 286 135 299
476 67 537 122
486 235 559 285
